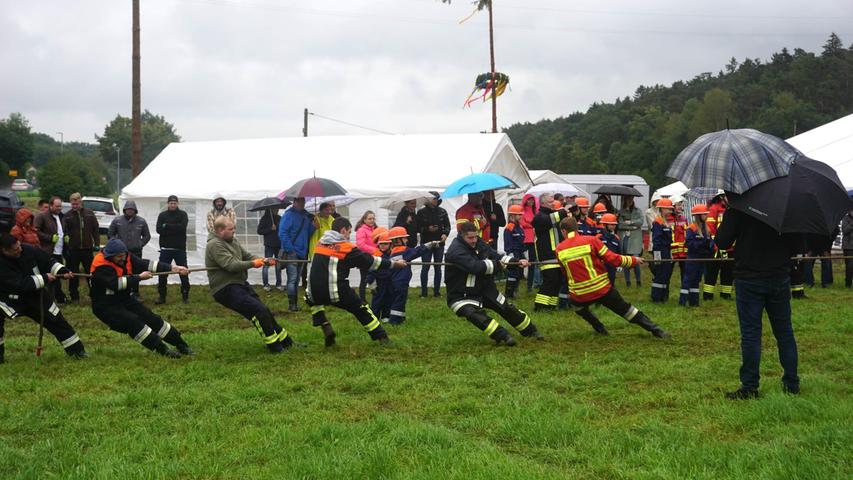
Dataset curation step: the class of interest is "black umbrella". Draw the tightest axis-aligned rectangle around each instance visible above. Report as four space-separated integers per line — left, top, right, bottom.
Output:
594 185 642 197
249 197 292 212
727 156 853 235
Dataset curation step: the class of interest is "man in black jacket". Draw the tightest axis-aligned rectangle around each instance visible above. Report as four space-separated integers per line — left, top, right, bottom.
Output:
0 234 88 362
482 190 506 251
715 208 799 399
155 195 190 304
445 221 543 346
532 193 569 311
393 200 418 248
257 207 283 292
416 192 450 297
63 192 100 303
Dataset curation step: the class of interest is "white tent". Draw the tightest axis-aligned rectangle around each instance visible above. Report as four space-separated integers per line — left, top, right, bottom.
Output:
528 169 569 185
786 113 853 189
121 133 533 285
651 181 689 200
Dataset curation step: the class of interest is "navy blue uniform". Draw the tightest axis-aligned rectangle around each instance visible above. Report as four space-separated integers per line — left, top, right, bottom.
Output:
598 230 621 284
682 223 713 306
502 222 525 297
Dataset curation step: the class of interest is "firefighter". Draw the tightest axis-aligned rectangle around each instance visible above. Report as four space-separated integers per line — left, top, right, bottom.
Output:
597 213 621 284
207 217 297 354
556 217 670 338
532 193 570 310
306 217 406 347
650 198 675 302
682 204 713 306
592 202 609 234
0 233 88 362
91 238 193 358
370 232 394 321
455 192 490 244
445 221 543 345
384 226 439 325
503 204 526 299
575 197 598 236
704 192 734 299
670 196 689 303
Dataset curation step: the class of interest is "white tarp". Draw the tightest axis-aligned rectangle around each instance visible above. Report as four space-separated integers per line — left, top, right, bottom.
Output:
121 133 533 286
786 113 853 189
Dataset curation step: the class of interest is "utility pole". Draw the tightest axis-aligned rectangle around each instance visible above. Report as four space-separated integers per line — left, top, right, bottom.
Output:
56 132 64 153
303 108 308 137
487 0 497 134
131 0 142 177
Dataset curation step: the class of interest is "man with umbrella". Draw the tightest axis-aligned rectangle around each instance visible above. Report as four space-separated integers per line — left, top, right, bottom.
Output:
456 193 490 243
278 197 316 312
482 190 506 251
155 195 190 304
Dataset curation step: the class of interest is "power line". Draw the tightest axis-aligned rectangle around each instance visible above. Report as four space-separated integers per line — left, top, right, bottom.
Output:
308 112 397 135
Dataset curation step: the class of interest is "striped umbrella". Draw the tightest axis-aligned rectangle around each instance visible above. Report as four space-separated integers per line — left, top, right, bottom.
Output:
667 128 801 194
278 177 347 200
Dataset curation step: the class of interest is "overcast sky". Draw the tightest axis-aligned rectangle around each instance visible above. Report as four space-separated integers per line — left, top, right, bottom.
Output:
2 0 851 143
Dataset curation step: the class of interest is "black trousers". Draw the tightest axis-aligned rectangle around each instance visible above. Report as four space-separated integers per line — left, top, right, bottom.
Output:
535 267 563 309
845 249 853 287
0 294 84 354
92 299 186 351
452 281 538 340
129 249 143 295
157 248 190 299
65 249 93 300
308 287 387 341
214 283 290 347
704 255 734 297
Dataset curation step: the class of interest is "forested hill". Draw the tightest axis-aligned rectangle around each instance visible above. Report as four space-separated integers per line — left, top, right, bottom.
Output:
504 33 853 190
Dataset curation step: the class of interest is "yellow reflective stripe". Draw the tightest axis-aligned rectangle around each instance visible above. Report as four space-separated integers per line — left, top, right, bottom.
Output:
534 294 551 304
598 246 609 257
558 244 592 259
568 272 610 289
550 211 561 224
571 277 610 295
276 329 289 341
516 314 531 332
549 296 559 306
484 319 500 336
364 318 381 332
310 305 325 314
264 332 279 344
540 263 561 271
702 284 716 293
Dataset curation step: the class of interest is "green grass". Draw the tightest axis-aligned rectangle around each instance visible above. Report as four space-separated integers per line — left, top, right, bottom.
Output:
1 268 851 479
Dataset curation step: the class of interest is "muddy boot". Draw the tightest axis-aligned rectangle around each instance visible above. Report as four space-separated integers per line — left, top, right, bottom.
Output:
630 312 671 338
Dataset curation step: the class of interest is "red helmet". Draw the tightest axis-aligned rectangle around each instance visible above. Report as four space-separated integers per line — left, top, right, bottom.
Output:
388 226 409 240
691 204 710 215
370 226 388 242
507 204 524 215
575 197 590 208
376 232 391 244
657 198 674 209
593 202 608 214
552 200 563 210
600 213 618 225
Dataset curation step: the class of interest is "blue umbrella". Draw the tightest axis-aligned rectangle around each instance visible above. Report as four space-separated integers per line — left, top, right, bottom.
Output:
442 173 518 198
667 128 801 194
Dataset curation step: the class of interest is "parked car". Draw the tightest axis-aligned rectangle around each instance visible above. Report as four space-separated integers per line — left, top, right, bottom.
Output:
0 190 24 233
82 196 117 234
61 202 72 215
10 179 32 191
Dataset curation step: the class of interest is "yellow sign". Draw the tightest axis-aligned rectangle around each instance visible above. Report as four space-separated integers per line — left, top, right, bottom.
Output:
8 170 17 177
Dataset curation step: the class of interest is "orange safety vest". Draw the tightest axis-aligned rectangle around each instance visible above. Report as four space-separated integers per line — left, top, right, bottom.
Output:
90 252 133 276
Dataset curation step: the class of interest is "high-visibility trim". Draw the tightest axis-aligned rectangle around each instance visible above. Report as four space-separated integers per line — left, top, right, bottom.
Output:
548 296 559 306
689 288 700 293
310 305 325 314
50 263 64 275
651 283 668 289
30 275 45 290
516 314 531 332
791 285 805 292
702 284 716 293
540 263 561 271
369 256 383 271
390 310 406 317
465 273 476 288
622 306 639 321
679 289 689 294
328 257 339 303
571 278 610 296
620 256 633 268
276 329 289 342
720 285 733 294
506 277 518 284
264 332 279 344
105 289 115 295
550 211 562 224
534 293 551 305
150 261 159 272
133 325 153 343
558 293 569 299
60 334 80 348
451 299 481 313
484 259 494 275
48 303 60 316
158 321 172 338
598 246 609 257
494 293 506 305
8 294 17 300
364 318 381 332
117 277 128 291
0 301 14 318
484 319 500 336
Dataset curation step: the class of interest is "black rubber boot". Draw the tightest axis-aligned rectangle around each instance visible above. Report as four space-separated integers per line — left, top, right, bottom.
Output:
288 296 299 312
267 341 285 354
505 283 517 299
176 342 196 356
155 343 182 358
491 327 517 347
181 290 190 304
630 312 671 338
154 296 166 305
576 308 609 335
321 323 336 347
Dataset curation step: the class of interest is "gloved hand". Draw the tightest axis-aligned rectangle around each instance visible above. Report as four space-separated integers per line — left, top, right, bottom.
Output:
64 235 70 244
252 258 265 268
266 258 277 266
51 234 59 243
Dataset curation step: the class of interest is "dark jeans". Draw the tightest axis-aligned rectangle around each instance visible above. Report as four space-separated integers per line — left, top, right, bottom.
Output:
524 243 538 289
845 249 853 287
158 248 190 299
735 277 799 391
282 251 305 298
803 257 833 287
261 245 282 287
420 246 444 294
65 249 93 300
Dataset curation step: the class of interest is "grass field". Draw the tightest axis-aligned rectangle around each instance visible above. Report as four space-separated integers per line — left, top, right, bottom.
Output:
1 268 851 479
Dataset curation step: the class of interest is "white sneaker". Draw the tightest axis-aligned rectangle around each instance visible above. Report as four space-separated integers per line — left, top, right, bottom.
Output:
263 285 272 292
380 317 390 324
276 285 286 292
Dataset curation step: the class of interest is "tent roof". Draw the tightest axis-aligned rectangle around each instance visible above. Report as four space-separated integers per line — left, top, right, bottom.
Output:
528 169 570 184
123 133 533 200
559 174 648 186
787 113 853 188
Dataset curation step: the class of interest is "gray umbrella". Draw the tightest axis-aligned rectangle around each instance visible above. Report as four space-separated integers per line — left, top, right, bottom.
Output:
249 197 292 212
667 128 801 194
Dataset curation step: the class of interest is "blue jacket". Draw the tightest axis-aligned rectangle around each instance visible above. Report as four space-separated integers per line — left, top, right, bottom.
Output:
651 217 673 259
278 208 316 257
598 231 621 255
389 244 427 284
502 222 525 259
685 223 713 259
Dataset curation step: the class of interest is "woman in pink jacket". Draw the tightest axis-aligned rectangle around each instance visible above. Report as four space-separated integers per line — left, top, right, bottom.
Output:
356 211 378 300
520 193 540 292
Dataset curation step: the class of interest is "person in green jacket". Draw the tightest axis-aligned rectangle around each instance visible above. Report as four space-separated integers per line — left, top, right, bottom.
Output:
617 195 645 287
206 217 299 353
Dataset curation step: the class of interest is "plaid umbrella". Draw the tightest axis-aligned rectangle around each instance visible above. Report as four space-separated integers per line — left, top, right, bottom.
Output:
667 128 801 194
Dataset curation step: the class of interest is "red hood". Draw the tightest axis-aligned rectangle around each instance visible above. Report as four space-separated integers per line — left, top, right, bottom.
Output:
15 208 34 228
521 193 539 218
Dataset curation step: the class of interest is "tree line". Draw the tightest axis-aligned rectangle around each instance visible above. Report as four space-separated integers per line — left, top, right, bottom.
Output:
504 33 853 190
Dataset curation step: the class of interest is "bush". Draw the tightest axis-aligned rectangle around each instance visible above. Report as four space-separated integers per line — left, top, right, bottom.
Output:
37 153 110 200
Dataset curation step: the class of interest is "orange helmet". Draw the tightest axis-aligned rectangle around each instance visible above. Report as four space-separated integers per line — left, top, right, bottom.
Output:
376 232 391 244
370 226 388 242
593 202 607 214
657 198 674 209
507 204 524 215
600 213 618 225
575 197 590 208
552 200 563 209
388 226 409 240
691 204 710 215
